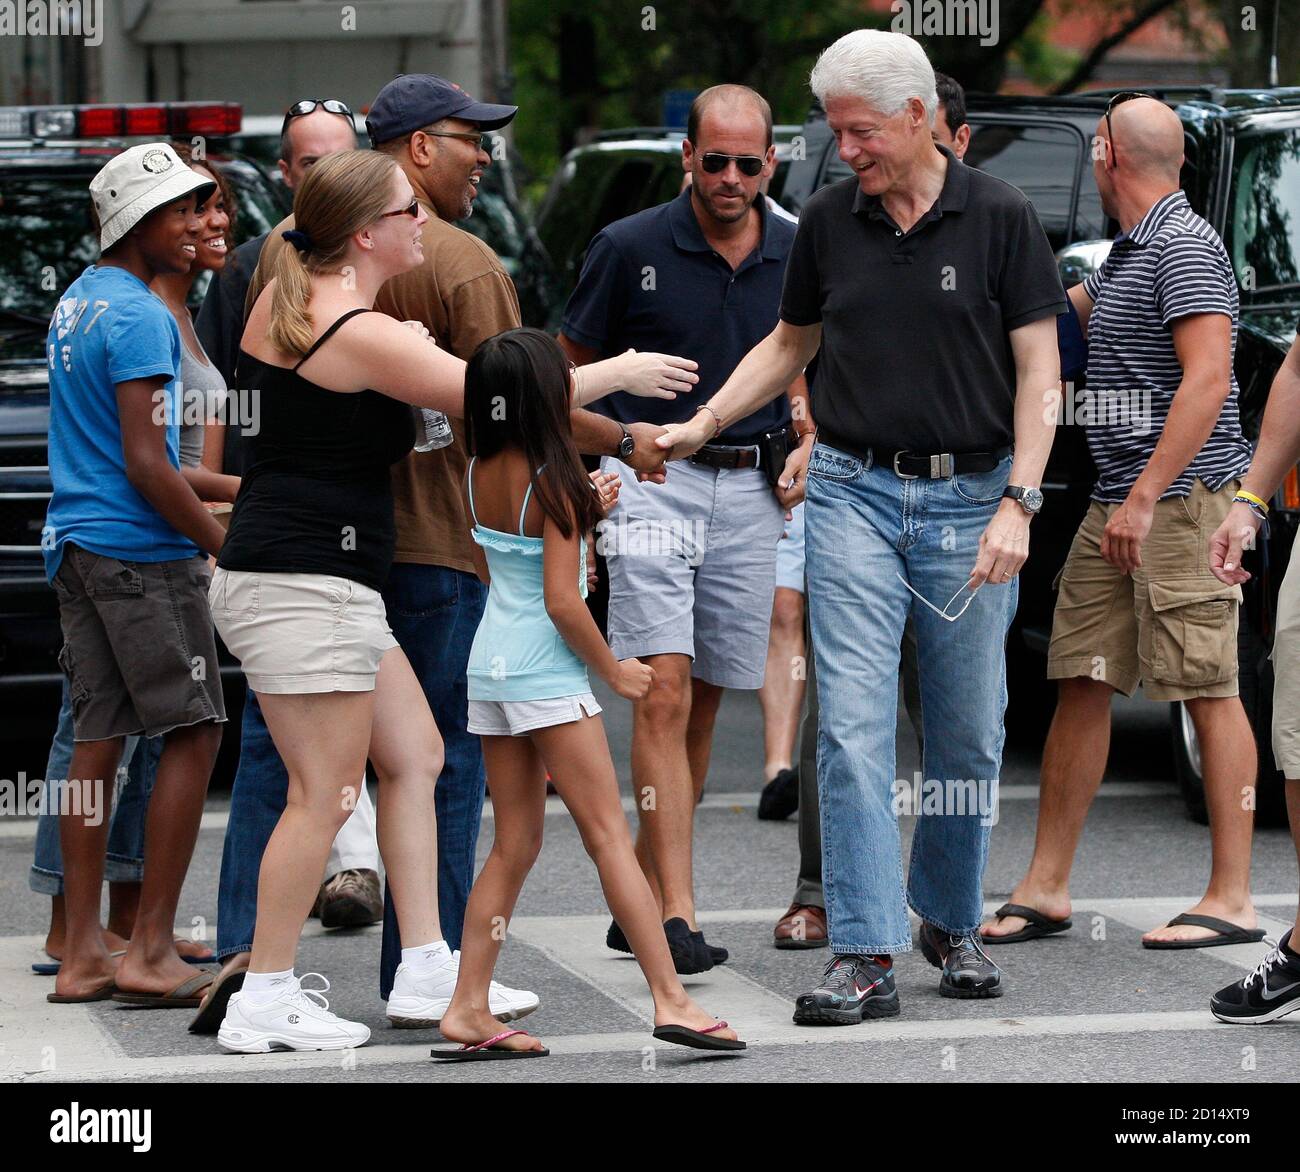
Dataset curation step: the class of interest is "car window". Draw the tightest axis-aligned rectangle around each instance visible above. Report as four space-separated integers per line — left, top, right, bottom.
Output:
819 121 1090 249
1227 127 1300 295
0 160 281 319
0 174 99 316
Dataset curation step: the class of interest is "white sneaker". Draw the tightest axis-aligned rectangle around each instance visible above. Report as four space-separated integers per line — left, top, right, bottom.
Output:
218 973 370 1053
386 949 540 1028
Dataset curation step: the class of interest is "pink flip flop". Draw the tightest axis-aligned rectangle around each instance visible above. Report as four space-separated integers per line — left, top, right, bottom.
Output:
430 1029 550 1062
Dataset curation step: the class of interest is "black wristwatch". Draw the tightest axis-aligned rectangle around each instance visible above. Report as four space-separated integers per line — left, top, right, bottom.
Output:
1003 485 1044 514
616 423 636 460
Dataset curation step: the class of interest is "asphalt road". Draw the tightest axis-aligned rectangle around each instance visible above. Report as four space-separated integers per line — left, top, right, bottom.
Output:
2 681 1298 1084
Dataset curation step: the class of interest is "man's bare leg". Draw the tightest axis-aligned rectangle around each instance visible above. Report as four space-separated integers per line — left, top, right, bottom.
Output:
1143 696 1257 943
686 677 725 804
52 737 124 999
630 654 699 926
981 677 1115 939
758 587 806 779
115 722 222 996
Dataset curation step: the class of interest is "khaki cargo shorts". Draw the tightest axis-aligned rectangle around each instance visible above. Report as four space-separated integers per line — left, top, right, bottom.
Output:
1047 479 1242 701
1272 551 1300 779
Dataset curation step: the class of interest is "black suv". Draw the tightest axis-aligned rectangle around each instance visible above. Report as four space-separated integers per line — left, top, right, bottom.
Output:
537 90 1300 823
0 103 289 740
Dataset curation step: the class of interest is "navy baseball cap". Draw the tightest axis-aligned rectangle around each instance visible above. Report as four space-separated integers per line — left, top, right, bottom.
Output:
365 75 518 145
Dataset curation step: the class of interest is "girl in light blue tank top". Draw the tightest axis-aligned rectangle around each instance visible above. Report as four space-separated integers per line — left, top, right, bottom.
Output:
434 329 745 1058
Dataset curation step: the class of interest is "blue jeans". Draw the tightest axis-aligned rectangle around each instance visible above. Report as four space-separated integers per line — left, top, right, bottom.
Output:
804 443 1018 955
379 563 487 998
215 689 286 960
29 679 162 896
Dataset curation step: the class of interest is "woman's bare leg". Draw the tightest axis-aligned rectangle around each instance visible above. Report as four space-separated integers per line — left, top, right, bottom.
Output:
249 689 374 974
438 733 546 1053
532 714 739 1040
367 646 443 949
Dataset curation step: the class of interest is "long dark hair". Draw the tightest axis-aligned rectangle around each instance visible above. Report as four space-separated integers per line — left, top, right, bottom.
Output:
464 327 600 540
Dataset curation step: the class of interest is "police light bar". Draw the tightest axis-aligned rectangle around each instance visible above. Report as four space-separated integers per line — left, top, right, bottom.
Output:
0 102 242 140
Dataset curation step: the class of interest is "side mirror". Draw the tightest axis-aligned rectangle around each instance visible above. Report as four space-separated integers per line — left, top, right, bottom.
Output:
1055 239 1113 287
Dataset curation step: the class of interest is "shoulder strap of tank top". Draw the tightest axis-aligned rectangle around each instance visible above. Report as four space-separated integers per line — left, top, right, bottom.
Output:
292 308 375 372
466 456 481 528
518 464 548 536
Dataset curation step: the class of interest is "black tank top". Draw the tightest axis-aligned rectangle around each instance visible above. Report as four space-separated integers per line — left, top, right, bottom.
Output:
217 308 415 591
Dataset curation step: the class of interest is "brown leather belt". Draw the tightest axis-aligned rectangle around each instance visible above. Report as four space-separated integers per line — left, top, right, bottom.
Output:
690 444 760 470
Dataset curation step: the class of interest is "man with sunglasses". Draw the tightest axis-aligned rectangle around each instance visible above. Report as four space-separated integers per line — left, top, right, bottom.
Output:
560 84 808 973
983 94 1261 952
197 98 358 395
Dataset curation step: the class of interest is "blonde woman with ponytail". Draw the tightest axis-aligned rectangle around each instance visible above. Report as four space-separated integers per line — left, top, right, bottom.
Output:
207 149 537 1052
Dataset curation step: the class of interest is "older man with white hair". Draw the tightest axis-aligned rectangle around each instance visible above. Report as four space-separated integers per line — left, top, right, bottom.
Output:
658 30 1065 1022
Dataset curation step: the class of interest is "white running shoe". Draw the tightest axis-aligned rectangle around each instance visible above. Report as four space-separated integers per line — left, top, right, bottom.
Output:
386 949 540 1028
218 973 370 1053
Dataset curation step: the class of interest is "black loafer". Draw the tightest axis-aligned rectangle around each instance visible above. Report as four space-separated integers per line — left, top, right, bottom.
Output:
758 767 799 821
664 917 714 974
919 921 1003 998
606 919 633 955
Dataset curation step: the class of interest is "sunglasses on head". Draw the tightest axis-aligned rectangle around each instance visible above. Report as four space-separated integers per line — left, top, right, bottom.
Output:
380 199 421 219
280 98 355 138
699 152 765 177
1102 91 1148 166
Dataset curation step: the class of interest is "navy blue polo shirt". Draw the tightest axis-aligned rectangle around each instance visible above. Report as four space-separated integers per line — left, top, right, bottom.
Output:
561 187 796 443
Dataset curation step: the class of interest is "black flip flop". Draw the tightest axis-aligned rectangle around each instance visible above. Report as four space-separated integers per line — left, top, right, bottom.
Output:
430 1029 549 1062
982 902 1073 945
652 1021 746 1051
188 963 247 1035
1142 912 1267 950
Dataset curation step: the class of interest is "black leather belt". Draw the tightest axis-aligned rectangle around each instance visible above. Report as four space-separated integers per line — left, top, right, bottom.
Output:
818 428 1010 479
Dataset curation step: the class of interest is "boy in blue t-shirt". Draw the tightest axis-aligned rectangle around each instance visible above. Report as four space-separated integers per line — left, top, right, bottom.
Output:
45 143 229 1008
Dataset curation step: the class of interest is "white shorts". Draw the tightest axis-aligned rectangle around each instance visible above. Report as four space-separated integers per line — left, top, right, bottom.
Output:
209 568 398 694
467 693 603 736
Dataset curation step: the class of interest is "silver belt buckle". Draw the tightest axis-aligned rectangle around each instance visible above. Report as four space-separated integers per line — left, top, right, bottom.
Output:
931 452 954 478
893 451 918 479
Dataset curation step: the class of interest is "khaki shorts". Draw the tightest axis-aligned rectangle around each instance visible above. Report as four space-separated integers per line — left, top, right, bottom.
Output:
52 543 226 741
209 568 397 694
1047 479 1242 701
1273 552 1300 779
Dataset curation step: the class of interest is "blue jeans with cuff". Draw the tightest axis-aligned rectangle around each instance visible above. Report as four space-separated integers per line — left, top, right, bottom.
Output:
805 442 1017 956
29 679 161 896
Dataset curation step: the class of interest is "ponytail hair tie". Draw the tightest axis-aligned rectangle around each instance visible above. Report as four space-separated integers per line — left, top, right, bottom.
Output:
282 228 313 253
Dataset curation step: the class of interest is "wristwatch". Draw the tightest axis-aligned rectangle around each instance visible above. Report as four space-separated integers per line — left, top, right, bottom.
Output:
1003 485 1044 514
616 423 636 460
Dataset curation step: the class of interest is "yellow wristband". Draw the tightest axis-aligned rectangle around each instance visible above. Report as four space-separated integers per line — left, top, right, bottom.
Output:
1235 490 1270 514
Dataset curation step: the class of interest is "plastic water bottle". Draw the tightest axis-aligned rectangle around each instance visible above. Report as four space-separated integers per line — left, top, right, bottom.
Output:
414 408 454 451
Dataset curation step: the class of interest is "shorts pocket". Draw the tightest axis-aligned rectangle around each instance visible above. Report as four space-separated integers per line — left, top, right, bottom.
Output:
1147 579 1241 685
807 443 863 483
210 571 260 620
57 643 90 707
81 552 144 599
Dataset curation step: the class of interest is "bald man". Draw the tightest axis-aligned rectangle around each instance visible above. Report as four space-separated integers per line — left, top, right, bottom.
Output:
982 96 1260 951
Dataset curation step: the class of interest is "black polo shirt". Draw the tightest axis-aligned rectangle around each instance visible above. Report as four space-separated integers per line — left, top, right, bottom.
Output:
562 187 796 442
780 146 1066 454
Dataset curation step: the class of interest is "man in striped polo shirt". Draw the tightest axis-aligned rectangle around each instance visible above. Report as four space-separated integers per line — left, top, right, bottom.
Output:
983 96 1262 951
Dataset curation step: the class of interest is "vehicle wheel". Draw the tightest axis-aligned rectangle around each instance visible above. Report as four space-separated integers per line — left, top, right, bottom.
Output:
1170 619 1287 827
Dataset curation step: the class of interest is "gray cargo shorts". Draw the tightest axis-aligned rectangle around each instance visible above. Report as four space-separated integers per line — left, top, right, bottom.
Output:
52 543 227 742
596 456 785 690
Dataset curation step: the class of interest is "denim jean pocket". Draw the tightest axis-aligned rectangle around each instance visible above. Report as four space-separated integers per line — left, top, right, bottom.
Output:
808 443 863 483
384 565 458 618
952 457 1012 505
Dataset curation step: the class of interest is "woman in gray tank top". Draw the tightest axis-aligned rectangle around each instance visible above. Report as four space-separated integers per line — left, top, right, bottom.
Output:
150 145 241 503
